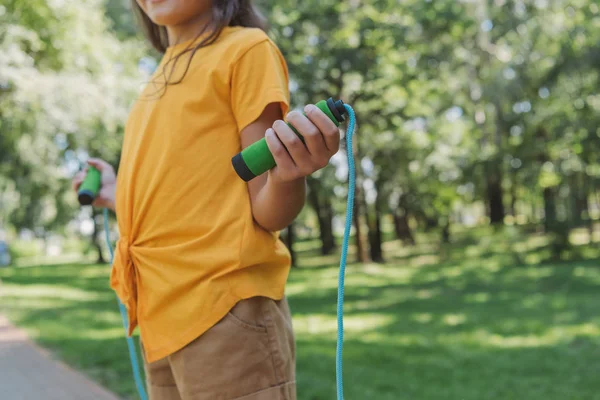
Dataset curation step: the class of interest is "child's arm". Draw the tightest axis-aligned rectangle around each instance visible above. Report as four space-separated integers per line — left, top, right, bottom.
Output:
241 103 340 232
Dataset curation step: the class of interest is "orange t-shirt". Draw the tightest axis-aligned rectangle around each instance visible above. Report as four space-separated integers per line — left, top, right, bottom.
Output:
112 26 292 363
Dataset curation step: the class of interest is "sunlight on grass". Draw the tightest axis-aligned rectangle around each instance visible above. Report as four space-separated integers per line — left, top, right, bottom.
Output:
362 263 419 284
0 296 76 310
527 234 551 248
1 284 104 301
14 254 93 268
439 265 466 279
520 293 545 309
465 246 481 258
282 281 309 296
349 291 412 311
570 228 599 245
293 313 394 336
298 253 342 268
415 288 442 299
467 323 600 349
78 267 114 278
288 264 420 296
27 325 126 341
523 266 556 279
442 313 468 326
383 240 438 261
292 239 322 252
412 312 433 323
573 265 600 283
357 331 432 346
408 254 439 267
464 292 491 303
82 328 127 340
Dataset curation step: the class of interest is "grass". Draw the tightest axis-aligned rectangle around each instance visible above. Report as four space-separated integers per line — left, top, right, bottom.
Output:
1 226 600 399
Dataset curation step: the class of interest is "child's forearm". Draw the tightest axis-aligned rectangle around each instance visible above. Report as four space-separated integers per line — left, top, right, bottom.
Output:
241 102 340 232
251 175 306 232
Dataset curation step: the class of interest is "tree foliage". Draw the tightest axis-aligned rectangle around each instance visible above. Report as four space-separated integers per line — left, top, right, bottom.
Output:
0 0 144 233
1 0 599 262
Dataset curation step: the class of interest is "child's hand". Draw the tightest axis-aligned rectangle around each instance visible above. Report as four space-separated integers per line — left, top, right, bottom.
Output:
265 104 341 183
72 158 117 210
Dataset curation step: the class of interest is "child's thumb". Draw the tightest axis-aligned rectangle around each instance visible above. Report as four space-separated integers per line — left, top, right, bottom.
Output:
87 158 105 170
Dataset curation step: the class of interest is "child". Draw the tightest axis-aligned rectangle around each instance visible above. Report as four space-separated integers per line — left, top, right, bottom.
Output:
72 0 341 399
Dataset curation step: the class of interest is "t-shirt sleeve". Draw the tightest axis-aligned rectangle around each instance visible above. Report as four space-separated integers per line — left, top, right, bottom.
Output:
230 39 290 133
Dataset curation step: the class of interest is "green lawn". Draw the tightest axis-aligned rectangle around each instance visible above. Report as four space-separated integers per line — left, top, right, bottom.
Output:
1 226 600 399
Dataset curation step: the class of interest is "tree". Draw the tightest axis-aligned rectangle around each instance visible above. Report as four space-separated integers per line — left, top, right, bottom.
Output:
0 0 144 259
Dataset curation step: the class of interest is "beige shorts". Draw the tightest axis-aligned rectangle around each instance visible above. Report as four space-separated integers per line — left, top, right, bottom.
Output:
141 296 296 400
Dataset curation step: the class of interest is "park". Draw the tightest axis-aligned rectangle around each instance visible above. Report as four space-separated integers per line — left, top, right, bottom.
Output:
1 0 600 399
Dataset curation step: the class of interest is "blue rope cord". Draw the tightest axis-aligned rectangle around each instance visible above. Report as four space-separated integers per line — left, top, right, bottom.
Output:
103 208 148 400
337 104 356 400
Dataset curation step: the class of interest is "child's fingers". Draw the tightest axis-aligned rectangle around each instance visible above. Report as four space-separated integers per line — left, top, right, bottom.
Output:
304 105 341 153
265 128 296 172
72 171 86 191
87 158 111 172
87 158 116 185
286 111 328 161
272 120 311 171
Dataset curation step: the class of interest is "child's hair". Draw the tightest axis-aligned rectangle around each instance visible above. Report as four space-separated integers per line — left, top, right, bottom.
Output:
132 0 267 88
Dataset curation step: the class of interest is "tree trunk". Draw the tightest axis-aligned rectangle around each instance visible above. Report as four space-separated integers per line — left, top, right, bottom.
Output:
307 178 336 255
353 184 369 263
348 129 369 264
543 187 557 232
423 214 438 232
596 182 600 223
573 173 587 227
510 173 518 218
393 207 416 245
530 197 537 225
284 224 296 267
543 186 569 259
367 197 384 263
320 201 336 255
587 195 594 239
583 175 594 238
487 171 505 225
92 210 106 264
441 220 451 243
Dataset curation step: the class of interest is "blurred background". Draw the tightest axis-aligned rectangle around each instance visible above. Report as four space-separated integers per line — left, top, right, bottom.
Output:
1 0 599 399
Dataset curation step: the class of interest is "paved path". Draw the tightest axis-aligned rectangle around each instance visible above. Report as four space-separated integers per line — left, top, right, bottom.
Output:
0 314 122 400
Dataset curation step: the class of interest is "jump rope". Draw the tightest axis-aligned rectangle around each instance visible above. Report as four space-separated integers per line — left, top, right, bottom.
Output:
78 98 357 400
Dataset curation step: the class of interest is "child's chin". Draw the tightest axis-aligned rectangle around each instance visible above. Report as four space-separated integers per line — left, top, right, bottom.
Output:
148 13 179 26
145 6 184 26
